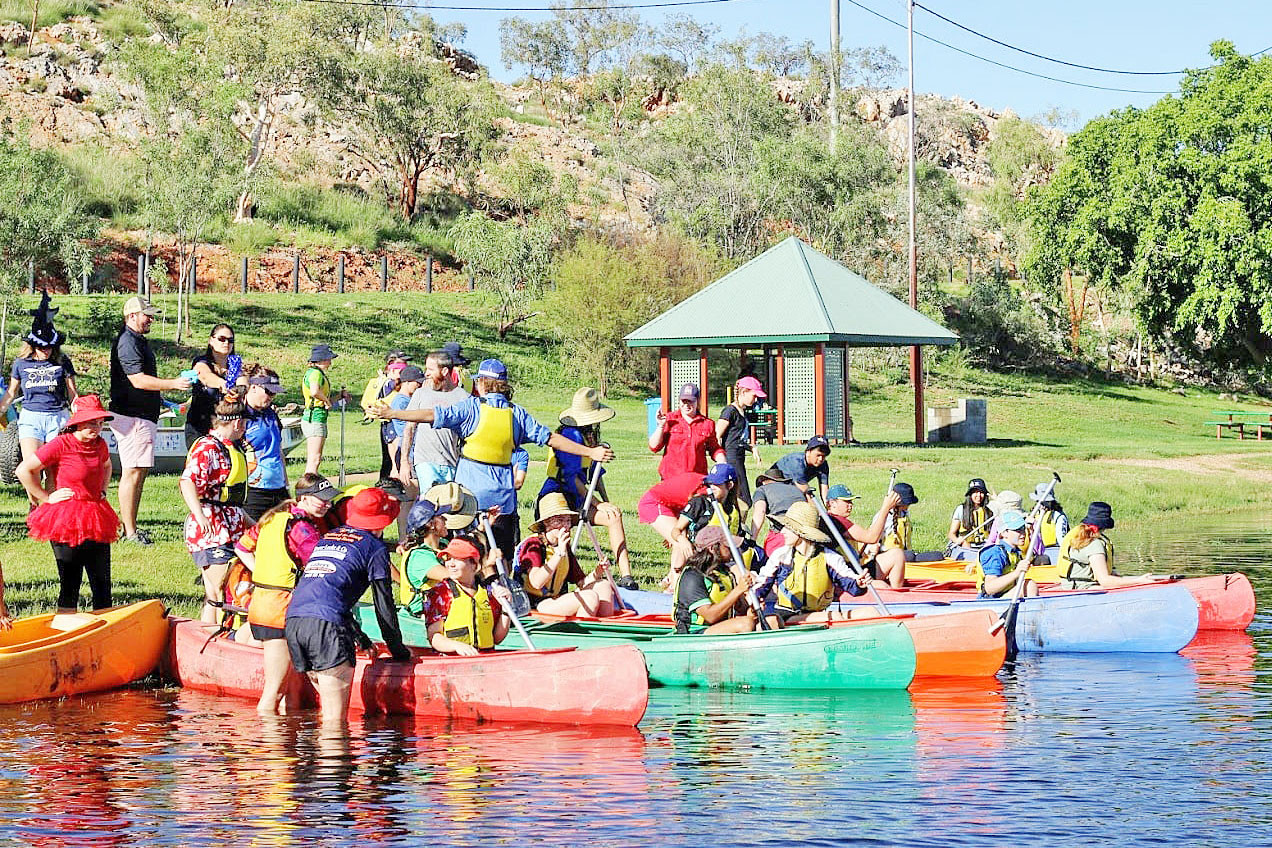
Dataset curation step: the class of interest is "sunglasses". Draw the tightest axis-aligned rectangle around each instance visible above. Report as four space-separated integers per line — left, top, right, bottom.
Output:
214 335 235 343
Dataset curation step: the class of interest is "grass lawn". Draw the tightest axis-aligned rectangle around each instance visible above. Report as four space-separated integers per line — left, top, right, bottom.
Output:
3 291 1270 618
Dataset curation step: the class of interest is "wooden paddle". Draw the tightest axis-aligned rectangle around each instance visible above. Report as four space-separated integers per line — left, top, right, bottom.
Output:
708 498 771 630
479 513 537 650
810 491 891 616
990 472 1061 659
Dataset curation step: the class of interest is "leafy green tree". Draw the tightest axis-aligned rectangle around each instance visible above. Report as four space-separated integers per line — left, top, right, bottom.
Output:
1024 41 1272 366
657 13 718 73
500 16 569 111
750 32 809 77
449 212 556 339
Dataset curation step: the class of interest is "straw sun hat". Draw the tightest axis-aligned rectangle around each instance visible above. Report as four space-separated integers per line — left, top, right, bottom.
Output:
559 387 615 427
423 482 479 530
531 493 580 533
773 501 830 544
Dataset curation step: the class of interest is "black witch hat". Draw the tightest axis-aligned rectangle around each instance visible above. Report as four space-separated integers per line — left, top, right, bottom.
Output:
27 292 64 348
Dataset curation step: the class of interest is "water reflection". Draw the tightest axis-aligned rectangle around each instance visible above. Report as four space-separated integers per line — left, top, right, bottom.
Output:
0 510 1267 846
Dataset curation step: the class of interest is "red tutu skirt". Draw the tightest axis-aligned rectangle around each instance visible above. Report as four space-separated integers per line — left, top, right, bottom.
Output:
28 499 120 546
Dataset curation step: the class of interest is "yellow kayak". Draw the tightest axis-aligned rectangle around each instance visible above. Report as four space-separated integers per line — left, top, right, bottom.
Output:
0 600 168 704
905 558 1060 584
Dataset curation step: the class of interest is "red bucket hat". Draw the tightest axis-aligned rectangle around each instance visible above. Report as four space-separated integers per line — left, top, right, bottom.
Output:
66 395 113 428
344 487 400 531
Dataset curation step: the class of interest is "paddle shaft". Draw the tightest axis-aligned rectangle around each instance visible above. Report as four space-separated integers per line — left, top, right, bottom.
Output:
571 447 607 549
810 492 891 615
480 514 537 650
883 468 899 537
946 513 997 555
338 385 346 487
709 498 771 630
990 473 1061 640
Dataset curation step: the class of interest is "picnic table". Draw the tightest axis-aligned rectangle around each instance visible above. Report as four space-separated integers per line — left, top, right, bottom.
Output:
1206 410 1272 440
748 408 778 445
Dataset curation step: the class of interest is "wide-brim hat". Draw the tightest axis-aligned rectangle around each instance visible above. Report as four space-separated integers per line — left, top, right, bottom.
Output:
965 477 989 496
442 341 470 366
1080 501 1115 530
530 492 581 533
990 490 1022 513
65 395 112 428
560 386 615 427
1030 483 1056 503
406 498 453 534
773 501 830 543
309 344 337 362
756 465 792 486
423 482 478 530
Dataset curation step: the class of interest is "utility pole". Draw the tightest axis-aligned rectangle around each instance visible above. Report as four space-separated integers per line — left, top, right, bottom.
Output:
829 0 840 152
907 0 924 444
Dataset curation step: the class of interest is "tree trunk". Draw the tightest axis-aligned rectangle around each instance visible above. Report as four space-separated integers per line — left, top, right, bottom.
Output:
399 167 419 220
28 0 38 49
233 190 255 223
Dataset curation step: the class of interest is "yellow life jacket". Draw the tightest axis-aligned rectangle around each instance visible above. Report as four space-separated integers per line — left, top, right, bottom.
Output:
1039 509 1062 547
883 513 912 551
705 565 738 607
441 579 496 649
247 511 303 629
974 542 1022 596
522 541 572 600
302 366 330 411
461 400 515 465
400 545 441 611
190 436 249 506
1057 528 1116 585
775 549 835 613
706 501 744 536
960 504 992 546
360 372 388 413
546 445 592 483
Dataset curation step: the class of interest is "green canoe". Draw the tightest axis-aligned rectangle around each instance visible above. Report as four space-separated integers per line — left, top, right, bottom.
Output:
354 605 917 691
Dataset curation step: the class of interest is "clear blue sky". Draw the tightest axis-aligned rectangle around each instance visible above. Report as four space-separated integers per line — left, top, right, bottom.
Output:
430 0 1271 126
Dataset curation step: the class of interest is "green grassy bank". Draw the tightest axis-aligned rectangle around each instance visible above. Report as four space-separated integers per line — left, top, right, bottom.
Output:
2 291 1270 617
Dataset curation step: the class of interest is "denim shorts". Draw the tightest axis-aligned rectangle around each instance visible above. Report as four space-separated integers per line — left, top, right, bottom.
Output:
18 408 69 442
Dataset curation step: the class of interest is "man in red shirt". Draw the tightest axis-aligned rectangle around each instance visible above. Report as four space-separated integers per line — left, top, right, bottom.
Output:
648 383 725 480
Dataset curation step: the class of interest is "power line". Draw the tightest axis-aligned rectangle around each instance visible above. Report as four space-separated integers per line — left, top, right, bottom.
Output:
844 0 1175 94
295 0 749 11
913 2 1184 76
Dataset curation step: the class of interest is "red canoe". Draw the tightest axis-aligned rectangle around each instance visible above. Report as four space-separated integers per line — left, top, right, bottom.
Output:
863 573 1255 632
161 618 649 727
530 607 1006 679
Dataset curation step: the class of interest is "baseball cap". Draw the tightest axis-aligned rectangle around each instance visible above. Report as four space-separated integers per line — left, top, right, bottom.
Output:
736 376 767 398
679 383 701 401
826 484 857 501
248 375 284 394
398 364 425 383
476 358 507 380
385 349 411 363
296 476 342 502
694 524 743 551
123 296 161 317
806 435 831 453
1000 509 1028 531
704 462 738 487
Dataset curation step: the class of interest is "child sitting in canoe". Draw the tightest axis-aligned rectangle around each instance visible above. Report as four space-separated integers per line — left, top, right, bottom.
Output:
753 501 872 624
976 509 1038 599
947 477 994 561
422 537 514 656
515 493 618 618
397 482 479 614
866 482 922 589
673 525 758 635
1057 502 1162 590
670 463 765 576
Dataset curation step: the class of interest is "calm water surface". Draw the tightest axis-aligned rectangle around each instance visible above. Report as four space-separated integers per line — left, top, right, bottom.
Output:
1 514 1269 847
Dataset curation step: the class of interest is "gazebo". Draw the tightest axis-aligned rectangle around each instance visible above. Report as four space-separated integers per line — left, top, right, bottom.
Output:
624 237 958 444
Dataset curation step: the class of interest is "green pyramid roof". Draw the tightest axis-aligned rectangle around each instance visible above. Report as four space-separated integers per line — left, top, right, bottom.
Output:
625 236 959 348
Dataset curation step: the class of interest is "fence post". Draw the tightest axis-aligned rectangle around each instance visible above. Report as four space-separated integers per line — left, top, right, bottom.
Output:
425 255 433 294
379 255 388 292
28 259 34 294
137 255 146 295
337 255 345 294
81 268 89 295
292 255 300 293
240 256 249 293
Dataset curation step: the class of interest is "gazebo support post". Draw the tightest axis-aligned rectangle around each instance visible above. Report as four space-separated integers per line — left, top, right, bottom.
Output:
911 345 925 443
775 346 785 443
843 344 852 443
699 347 709 416
814 343 826 438
659 347 671 411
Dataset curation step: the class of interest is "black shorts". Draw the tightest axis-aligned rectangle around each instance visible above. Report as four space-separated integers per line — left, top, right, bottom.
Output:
284 616 356 672
250 623 286 641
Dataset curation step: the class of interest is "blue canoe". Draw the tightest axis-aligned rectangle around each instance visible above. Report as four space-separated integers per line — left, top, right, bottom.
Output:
617 584 1200 653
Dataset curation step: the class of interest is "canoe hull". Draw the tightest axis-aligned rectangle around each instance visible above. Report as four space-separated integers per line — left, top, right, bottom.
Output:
357 606 916 690
163 618 648 726
838 609 1006 678
839 584 1200 653
0 600 168 704
871 572 1254 631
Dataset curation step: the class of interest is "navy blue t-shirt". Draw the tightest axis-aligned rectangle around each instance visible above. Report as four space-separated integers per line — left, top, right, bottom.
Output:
11 355 75 412
286 526 392 626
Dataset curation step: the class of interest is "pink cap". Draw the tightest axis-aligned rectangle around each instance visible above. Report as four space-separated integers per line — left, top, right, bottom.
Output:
737 376 767 398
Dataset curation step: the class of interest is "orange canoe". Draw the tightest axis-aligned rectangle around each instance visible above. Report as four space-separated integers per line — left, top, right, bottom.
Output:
0 600 168 704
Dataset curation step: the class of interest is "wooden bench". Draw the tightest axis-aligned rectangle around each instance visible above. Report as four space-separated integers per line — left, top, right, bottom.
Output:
1207 410 1272 440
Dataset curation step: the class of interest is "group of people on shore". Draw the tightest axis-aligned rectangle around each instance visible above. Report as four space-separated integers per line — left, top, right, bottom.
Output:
2 293 1161 723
